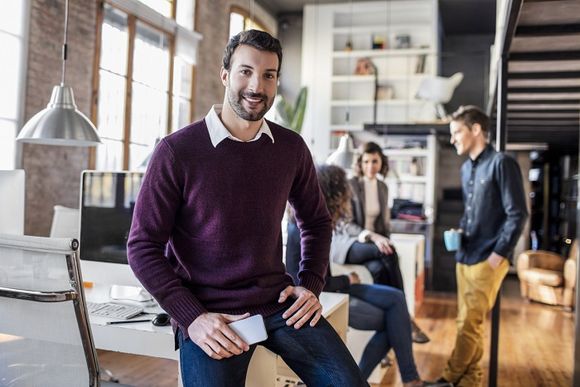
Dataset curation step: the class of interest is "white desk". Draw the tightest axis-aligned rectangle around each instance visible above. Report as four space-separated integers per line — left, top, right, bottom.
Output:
391 233 425 316
86 284 176 360
85 285 348 386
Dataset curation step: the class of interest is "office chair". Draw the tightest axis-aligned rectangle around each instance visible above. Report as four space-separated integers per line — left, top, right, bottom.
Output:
0 169 25 235
49 204 80 238
49 205 131 382
0 233 130 386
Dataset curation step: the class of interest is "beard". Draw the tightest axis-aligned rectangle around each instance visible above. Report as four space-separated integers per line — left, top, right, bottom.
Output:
227 87 272 122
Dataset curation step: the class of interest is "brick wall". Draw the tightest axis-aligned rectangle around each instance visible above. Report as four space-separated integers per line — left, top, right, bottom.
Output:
21 0 276 235
192 0 229 120
22 0 96 235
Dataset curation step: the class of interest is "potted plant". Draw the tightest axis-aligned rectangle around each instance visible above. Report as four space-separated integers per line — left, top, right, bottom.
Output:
272 87 308 133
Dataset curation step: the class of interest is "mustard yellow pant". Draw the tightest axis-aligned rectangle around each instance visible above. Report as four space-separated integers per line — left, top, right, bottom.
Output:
442 258 509 387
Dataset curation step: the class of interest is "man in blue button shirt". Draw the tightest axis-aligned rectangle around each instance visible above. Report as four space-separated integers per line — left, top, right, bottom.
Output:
439 106 528 387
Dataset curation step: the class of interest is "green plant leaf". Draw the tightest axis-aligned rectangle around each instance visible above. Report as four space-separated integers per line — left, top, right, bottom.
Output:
275 96 291 126
290 87 307 133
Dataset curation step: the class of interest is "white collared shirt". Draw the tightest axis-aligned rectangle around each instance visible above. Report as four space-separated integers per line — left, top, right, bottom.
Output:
205 104 275 147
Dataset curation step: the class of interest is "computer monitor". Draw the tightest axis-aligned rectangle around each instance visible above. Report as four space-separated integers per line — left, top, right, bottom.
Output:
0 170 25 235
79 170 151 300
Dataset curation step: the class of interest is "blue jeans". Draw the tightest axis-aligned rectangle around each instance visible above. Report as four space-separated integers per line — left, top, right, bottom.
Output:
348 284 419 382
178 309 368 387
346 242 405 291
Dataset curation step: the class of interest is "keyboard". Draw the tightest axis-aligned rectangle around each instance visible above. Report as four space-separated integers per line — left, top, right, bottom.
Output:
87 302 144 320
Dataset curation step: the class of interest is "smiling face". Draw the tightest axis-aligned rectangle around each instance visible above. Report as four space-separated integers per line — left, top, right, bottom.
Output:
449 119 477 156
361 152 383 180
221 44 278 122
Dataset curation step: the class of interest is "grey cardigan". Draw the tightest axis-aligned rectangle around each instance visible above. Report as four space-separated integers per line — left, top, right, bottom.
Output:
330 222 363 264
349 176 391 237
329 177 391 264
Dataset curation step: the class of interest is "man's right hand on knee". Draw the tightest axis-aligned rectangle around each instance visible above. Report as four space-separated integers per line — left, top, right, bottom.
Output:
187 312 251 359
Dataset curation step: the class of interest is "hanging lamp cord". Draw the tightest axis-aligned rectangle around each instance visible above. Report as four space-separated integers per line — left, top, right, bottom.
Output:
61 0 69 85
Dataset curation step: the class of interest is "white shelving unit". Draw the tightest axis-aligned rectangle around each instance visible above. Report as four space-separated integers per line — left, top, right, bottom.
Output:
382 134 438 221
383 134 438 297
301 0 440 162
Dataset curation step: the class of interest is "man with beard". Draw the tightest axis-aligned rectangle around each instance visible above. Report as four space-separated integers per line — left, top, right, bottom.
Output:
127 30 367 387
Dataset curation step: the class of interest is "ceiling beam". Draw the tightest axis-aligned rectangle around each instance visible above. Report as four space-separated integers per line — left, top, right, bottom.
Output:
506 109 580 114
508 99 580 104
507 129 579 134
507 125 578 134
508 105 580 110
510 51 580 61
506 120 580 126
507 134 579 138
499 116 580 121
504 112 580 118
507 134 578 142
507 133 578 138
486 0 524 117
508 86 580 93
494 115 580 120
509 71 580 79
506 137 578 147
506 136 578 150
515 24 580 36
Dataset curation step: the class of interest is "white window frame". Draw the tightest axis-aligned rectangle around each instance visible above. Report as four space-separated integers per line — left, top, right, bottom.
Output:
3 0 31 169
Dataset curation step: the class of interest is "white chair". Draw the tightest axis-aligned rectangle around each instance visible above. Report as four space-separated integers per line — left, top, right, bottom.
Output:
49 205 80 238
0 233 129 386
415 72 464 118
0 170 25 235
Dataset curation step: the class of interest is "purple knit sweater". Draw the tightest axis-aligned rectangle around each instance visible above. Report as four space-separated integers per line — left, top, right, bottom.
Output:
127 119 331 334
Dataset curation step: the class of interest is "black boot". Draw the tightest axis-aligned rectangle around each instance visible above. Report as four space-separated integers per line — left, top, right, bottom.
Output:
411 319 430 344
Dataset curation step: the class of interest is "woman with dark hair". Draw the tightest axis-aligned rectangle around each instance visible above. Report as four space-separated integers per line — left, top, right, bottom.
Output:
286 165 449 387
331 142 429 343
341 141 401 285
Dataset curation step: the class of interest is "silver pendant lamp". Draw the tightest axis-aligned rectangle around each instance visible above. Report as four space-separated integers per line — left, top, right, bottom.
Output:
326 134 355 170
17 0 101 146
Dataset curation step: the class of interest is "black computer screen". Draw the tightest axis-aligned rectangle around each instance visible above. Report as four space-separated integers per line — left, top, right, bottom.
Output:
80 171 144 264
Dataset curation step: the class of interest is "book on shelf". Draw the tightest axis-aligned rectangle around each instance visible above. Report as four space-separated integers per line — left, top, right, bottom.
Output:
415 54 427 74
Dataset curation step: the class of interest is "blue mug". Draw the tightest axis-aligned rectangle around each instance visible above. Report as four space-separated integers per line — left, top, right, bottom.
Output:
444 229 462 251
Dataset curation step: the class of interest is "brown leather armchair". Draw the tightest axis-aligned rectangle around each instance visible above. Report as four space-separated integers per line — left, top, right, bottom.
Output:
517 240 577 310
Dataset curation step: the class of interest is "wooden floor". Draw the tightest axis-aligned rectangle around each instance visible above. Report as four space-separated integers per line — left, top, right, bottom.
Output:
98 276 574 387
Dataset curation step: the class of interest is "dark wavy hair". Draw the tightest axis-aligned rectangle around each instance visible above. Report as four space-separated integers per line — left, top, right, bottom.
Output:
354 142 389 177
316 164 352 227
222 29 283 74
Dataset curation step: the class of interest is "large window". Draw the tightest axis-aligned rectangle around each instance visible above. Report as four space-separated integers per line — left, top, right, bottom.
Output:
93 0 196 171
229 6 268 38
137 0 172 18
0 1 27 169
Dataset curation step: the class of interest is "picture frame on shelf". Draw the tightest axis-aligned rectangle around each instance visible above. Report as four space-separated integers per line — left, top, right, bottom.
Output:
395 34 411 49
